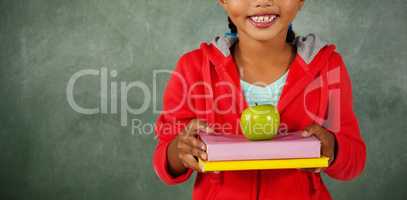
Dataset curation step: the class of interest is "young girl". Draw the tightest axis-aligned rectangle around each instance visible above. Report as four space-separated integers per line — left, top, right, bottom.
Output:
153 0 366 199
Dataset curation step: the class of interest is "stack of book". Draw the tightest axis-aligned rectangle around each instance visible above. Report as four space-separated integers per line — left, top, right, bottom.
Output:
198 131 329 172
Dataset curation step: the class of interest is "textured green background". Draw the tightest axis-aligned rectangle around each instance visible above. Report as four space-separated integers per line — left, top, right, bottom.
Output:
1 0 406 199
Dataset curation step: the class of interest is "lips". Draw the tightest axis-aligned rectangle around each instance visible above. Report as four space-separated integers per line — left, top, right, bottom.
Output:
248 14 279 29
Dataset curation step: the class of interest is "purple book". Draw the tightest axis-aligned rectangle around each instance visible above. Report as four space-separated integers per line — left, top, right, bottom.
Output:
199 131 321 161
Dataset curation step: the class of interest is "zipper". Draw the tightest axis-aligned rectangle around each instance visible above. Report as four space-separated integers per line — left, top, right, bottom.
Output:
255 170 261 200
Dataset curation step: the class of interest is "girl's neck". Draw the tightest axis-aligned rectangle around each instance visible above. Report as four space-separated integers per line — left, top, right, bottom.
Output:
234 31 294 70
232 30 296 84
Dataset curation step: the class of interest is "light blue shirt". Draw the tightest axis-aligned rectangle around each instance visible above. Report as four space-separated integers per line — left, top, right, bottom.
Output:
240 70 289 107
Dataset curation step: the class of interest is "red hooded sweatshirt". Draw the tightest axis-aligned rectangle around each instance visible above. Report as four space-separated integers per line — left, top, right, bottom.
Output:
153 33 366 200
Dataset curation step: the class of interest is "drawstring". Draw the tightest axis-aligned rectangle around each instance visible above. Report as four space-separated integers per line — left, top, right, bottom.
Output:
309 174 322 199
202 54 216 124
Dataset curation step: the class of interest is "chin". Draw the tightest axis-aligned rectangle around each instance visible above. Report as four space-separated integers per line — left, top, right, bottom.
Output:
244 29 283 42
239 19 286 42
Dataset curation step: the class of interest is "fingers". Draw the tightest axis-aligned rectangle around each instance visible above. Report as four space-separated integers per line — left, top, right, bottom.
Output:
302 124 323 138
302 124 335 161
177 138 207 160
184 119 215 136
302 124 329 144
194 119 215 133
179 143 208 160
180 154 202 172
176 119 212 172
178 130 207 153
186 135 206 151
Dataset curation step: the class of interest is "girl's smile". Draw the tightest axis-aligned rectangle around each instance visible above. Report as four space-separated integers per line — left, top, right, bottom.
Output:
248 14 279 29
218 0 304 42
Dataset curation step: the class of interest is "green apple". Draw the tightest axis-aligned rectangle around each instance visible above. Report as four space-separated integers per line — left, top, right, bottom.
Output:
240 104 280 141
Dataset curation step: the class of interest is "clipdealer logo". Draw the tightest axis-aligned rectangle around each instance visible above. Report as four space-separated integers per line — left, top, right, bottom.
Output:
66 66 342 134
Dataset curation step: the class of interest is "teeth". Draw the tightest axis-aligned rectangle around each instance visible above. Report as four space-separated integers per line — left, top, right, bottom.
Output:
251 15 277 23
270 15 276 21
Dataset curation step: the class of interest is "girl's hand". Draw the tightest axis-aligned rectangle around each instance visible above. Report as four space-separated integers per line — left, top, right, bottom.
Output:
167 119 214 175
301 124 336 173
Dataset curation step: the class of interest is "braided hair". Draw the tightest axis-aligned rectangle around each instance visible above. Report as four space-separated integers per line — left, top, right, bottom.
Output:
227 17 296 43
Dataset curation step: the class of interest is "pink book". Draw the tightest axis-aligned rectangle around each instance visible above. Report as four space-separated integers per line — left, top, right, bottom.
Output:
199 131 321 161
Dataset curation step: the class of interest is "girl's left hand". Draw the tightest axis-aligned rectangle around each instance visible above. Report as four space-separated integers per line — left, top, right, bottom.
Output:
301 124 336 173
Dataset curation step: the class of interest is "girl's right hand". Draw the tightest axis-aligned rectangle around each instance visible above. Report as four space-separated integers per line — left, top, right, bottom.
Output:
167 119 214 174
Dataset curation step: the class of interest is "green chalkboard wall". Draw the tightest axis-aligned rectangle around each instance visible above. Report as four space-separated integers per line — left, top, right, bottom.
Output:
1 0 406 199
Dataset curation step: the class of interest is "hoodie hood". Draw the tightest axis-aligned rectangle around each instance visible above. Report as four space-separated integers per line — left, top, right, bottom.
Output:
206 33 331 66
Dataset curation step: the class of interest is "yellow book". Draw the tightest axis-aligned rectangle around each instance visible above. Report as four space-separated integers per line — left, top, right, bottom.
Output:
199 157 329 172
